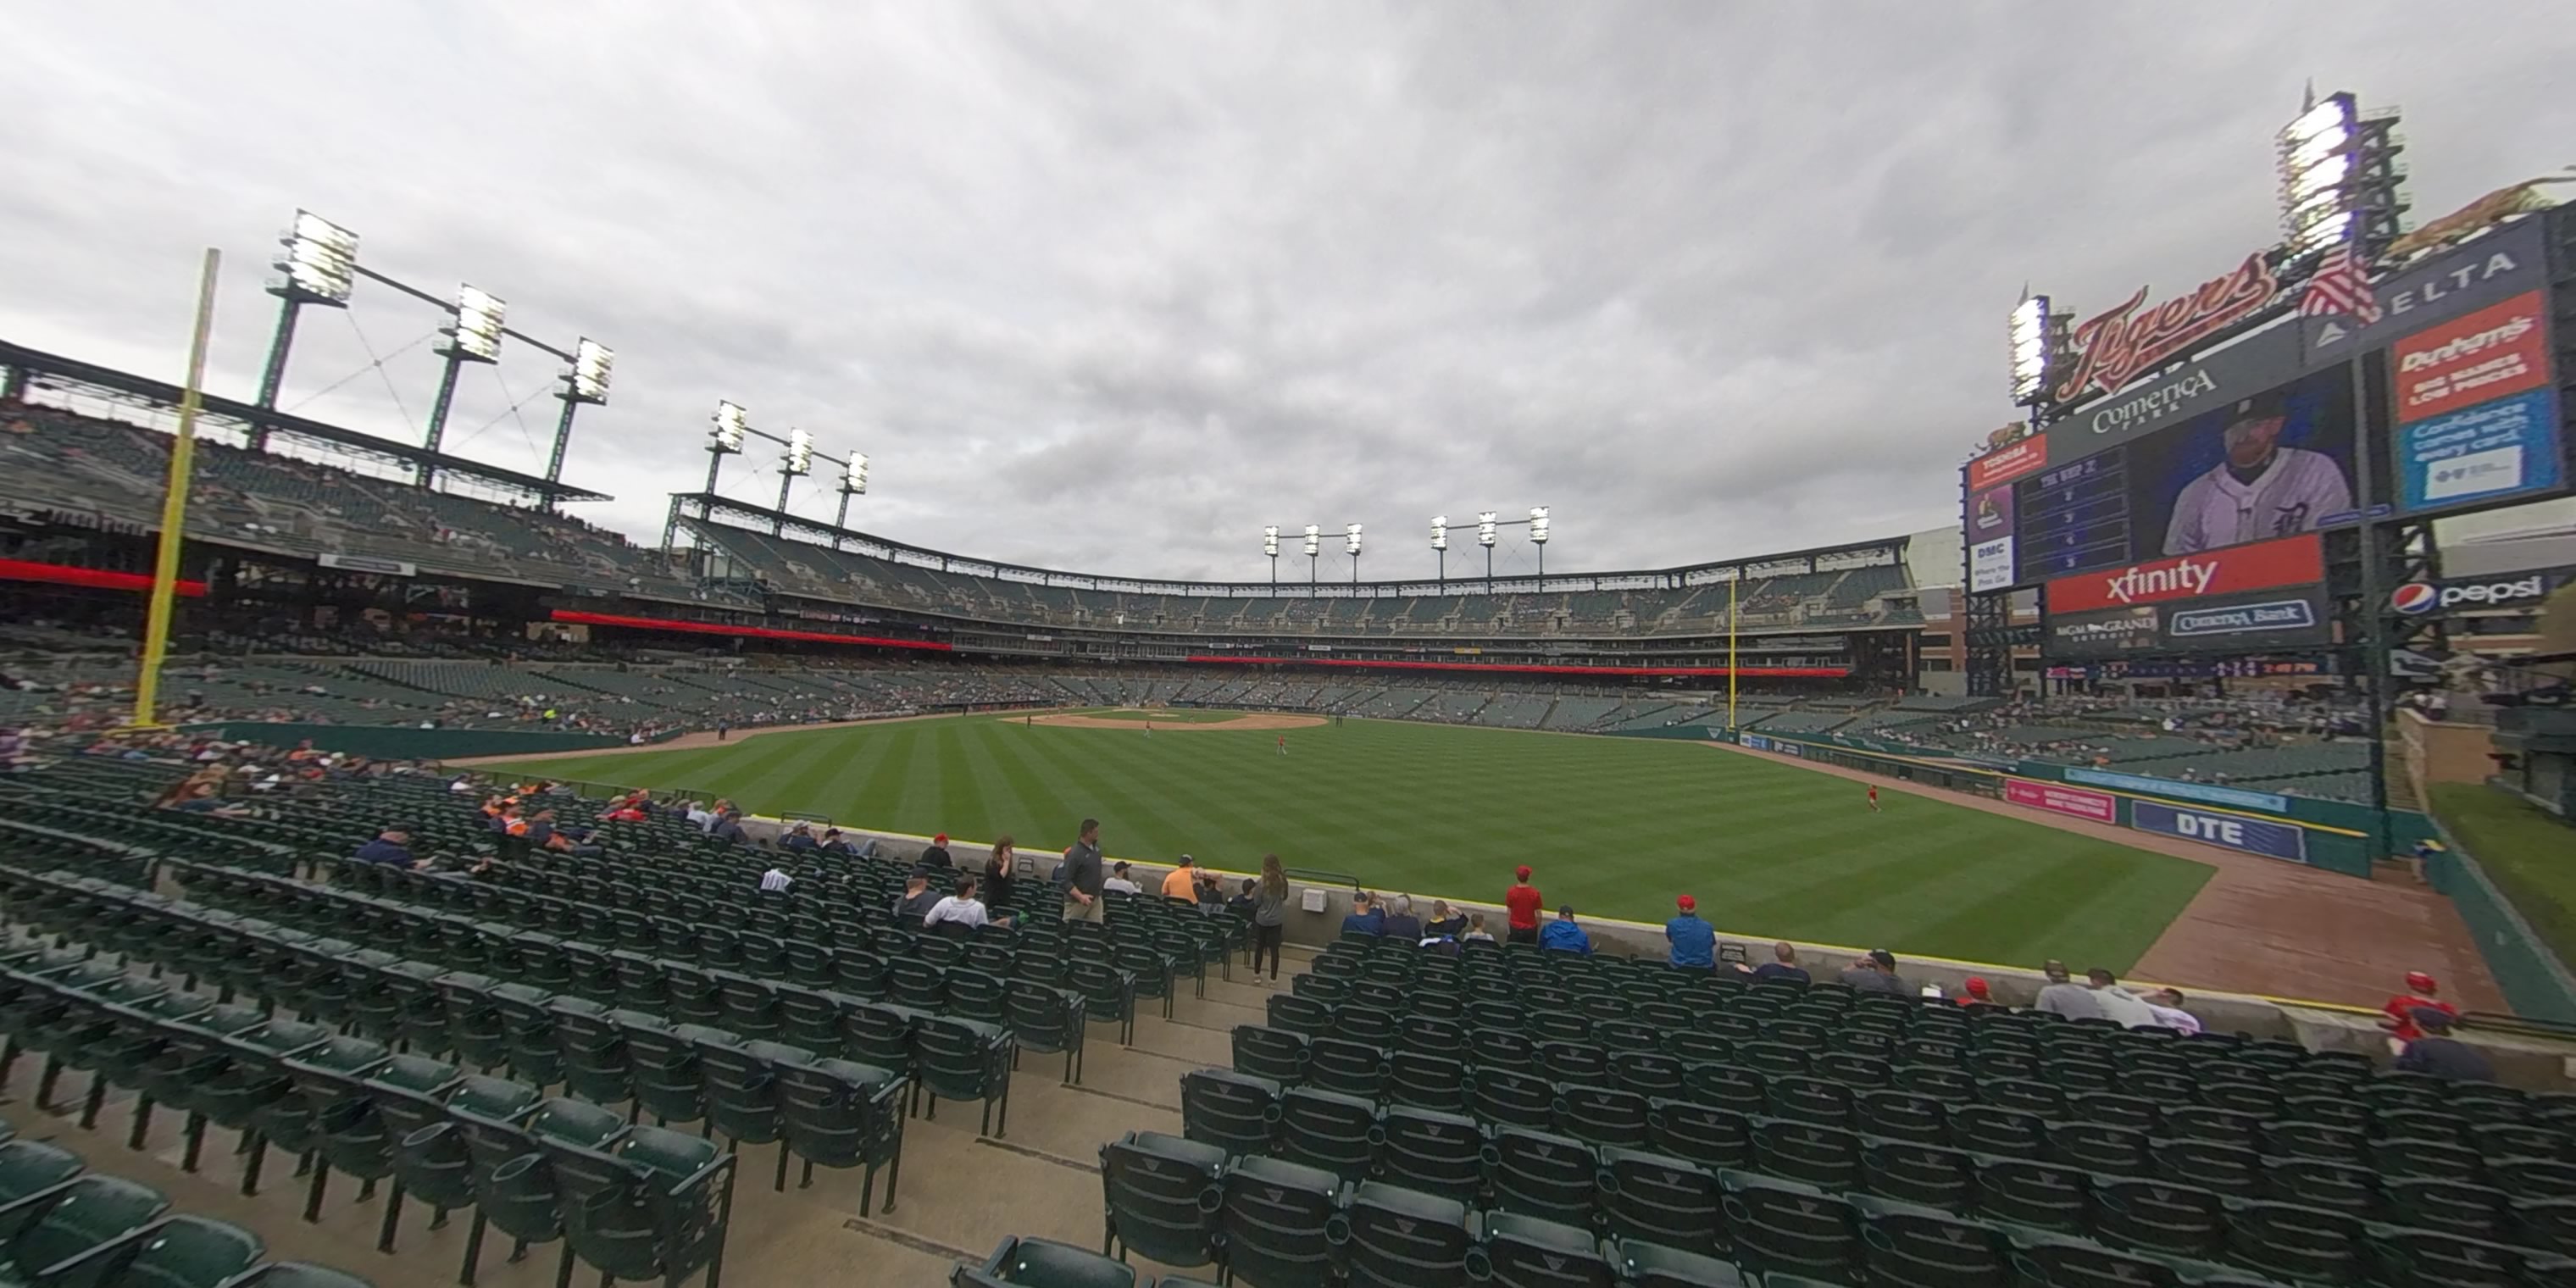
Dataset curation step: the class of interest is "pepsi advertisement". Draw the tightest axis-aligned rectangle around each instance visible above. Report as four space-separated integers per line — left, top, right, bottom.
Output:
2389 567 2573 618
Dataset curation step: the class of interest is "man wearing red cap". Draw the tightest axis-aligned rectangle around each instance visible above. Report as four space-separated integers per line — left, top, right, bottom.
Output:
1665 895 1715 969
1956 977 1997 1007
1504 866 1543 946
2382 971 2457 1044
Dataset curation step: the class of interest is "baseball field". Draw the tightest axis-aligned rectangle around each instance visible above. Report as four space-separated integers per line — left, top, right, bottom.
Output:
486 710 2215 972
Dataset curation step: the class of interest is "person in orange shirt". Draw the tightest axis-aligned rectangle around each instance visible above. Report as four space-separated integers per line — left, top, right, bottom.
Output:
1160 854 1200 901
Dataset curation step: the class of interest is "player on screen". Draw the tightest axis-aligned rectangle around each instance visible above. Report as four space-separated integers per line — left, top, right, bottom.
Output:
1868 786 1879 813
2162 390 2352 555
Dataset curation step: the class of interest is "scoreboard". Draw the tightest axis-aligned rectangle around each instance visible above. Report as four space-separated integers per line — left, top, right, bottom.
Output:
2019 454 2132 580
1973 360 2359 588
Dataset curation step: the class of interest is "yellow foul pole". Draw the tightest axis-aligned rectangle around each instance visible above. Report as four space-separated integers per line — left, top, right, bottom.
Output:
130 248 223 730
1727 576 1738 729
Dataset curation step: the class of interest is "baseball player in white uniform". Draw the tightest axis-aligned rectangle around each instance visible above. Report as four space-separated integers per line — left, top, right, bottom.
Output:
2162 389 2352 555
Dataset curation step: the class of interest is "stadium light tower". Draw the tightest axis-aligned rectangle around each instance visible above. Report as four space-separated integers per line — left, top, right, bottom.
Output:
706 400 747 496
543 338 613 504
1345 523 1364 585
1431 515 1449 587
250 210 358 449
1302 524 1321 591
2007 294 2057 407
773 427 813 534
836 450 869 530
1529 506 1551 578
2278 88 2407 263
1478 512 1498 592
1263 525 1280 589
418 284 507 489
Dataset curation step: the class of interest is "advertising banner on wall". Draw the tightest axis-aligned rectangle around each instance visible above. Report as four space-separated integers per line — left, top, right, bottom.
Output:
1967 483 2017 591
2044 533 2324 613
2389 289 2562 513
2299 218 2546 366
2131 800 2309 863
2063 768 2288 813
2005 778 2118 823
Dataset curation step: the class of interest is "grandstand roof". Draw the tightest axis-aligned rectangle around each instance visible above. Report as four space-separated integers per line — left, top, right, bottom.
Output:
679 491 1915 597
1 338 611 504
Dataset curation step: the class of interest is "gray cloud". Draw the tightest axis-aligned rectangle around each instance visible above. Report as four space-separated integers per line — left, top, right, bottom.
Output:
3 2 2570 583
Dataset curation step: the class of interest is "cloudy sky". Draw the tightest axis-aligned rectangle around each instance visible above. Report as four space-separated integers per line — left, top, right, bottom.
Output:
4 3 2570 582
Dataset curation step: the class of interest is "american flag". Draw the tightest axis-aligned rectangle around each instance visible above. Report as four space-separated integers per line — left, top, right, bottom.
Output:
2298 239 2383 325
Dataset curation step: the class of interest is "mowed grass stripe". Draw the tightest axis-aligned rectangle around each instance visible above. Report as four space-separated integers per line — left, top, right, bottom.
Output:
487 714 2213 972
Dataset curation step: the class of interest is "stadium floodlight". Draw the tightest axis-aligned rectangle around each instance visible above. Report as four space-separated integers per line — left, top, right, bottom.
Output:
1529 506 1551 577
1263 525 1280 588
710 402 748 452
1477 512 1498 547
783 427 813 476
2279 91 2358 257
1303 523 1321 590
1345 522 1363 585
449 285 507 362
568 338 613 404
2008 294 2053 404
275 210 358 303
1430 515 1448 550
841 452 869 494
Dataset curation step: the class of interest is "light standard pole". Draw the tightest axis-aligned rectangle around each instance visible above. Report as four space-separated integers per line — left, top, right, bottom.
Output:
1263 525 1279 590
836 452 868 533
1478 512 1497 594
1431 515 1447 588
1346 523 1363 586
1302 525 1320 592
1530 506 1551 579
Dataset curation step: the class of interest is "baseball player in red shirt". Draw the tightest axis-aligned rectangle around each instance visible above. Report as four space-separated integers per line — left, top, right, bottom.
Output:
1867 786 1879 813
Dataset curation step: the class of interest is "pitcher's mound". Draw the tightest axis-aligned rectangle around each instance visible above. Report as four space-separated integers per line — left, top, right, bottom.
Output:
1025 710 1324 731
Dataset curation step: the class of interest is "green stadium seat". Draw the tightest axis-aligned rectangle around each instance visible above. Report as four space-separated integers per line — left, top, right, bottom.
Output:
1180 1069 1280 1159
1862 1138 1976 1212
1598 1146 1719 1255
2221 1197 2364 1286
1972 1154 2088 1234
1486 1128 1596 1230
0 1174 173 1282
1276 1087 1378 1184
1098 1130 1224 1269
1217 1157 1341 1288
1375 1107 1482 1205
1849 1192 2007 1288
1646 1100 1753 1169
1341 1180 1474 1288
1751 1117 1862 1191
1305 1037 1389 1102
2091 1175 2226 1262
1716 1169 1857 1283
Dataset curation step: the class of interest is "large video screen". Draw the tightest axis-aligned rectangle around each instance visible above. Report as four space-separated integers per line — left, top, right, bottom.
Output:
2015 363 2361 583
1965 218 2565 596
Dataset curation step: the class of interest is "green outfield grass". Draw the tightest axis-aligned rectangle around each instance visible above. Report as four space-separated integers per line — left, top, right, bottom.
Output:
489 713 2214 972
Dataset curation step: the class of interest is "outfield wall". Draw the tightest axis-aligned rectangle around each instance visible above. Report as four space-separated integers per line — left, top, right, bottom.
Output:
192 722 663 760
1613 723 2410 879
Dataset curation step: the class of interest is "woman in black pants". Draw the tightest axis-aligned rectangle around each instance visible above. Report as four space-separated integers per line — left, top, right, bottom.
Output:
1251 852 1289 982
